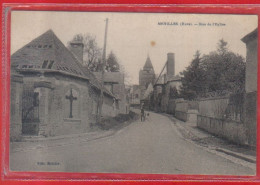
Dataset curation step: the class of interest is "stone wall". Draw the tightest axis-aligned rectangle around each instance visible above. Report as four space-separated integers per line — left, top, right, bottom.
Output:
175 100 198 122
167 99 176 114
244 92 257 146
48 74 93 136
13 72 119 138
102 94 118 117
197 96 250 146
198 97 229 119
10 74 23 141
197 115 247 145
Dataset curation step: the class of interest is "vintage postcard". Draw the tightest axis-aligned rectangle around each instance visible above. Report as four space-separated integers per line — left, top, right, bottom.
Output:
9 11 258 175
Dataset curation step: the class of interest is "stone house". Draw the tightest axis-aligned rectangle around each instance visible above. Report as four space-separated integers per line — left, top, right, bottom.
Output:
94 72 129 114
241 28 258 146
10 30 119 140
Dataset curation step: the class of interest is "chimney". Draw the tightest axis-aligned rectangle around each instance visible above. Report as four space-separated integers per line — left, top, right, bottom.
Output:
70 42 84 62
166 53 175 77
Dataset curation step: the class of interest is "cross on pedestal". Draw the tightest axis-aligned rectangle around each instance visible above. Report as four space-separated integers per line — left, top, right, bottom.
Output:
66 88 77 118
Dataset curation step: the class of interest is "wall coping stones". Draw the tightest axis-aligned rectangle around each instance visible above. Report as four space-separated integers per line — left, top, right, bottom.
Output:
34 81 54 89
11 74 23 83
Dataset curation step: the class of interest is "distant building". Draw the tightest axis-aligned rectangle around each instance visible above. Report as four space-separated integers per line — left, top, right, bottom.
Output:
241 28 258 146
94 72 129 114
10 30 119 140
129 85 141 107
139 55 156 99
153 53 181 112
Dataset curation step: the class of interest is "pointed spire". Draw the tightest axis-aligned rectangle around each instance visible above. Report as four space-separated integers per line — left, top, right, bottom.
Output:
143 55 154 71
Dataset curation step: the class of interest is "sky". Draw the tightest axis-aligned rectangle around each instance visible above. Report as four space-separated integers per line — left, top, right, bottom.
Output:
11 11 258 84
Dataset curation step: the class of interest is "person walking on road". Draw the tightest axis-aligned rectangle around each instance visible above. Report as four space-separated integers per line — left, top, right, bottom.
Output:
141 102 145 122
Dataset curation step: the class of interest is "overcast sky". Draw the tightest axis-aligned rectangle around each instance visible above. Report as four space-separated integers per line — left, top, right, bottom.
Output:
11 11 258 84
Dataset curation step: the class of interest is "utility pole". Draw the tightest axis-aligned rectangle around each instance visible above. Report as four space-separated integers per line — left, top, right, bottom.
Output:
97 18 108 123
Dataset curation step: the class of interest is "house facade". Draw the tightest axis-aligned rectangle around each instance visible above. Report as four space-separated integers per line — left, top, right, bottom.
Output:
10 30 119 140
241 28 258 146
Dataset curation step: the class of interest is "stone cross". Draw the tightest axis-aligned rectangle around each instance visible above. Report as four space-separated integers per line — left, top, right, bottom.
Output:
66 88 77 118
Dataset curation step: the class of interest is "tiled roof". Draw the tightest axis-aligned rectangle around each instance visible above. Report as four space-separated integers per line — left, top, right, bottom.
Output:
81 67 118 99
11 30 118 99
241 28 258 44
11 30 84 76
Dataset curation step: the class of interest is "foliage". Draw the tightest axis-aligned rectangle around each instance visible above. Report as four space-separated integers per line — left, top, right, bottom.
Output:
68 34 122 73
180 50 207 100
180 39 246 100
106 51 120 72
68 34 102 69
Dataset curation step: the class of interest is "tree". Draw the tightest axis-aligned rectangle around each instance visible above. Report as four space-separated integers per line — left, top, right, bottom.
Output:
180 50 206 100
217 39 228 55
106 51 120 72
180 40 246 100
68 34 102 68
201 40 245 94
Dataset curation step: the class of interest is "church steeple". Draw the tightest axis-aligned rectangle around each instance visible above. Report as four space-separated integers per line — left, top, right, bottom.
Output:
143 55 154 71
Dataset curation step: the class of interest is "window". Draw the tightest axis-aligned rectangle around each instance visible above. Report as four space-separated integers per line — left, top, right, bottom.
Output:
48 60 54 69
42 60 48 68
38 45 42 48
135 94 139 98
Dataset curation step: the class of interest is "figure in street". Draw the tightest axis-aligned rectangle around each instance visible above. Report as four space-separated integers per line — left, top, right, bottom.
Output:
141 102 145 122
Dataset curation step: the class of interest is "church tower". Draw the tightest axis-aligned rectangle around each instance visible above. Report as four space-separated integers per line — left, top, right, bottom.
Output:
139 55 156 99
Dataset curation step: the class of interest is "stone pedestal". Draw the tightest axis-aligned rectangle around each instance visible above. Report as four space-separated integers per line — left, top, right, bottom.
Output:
187 109 199 123
34 81 53 137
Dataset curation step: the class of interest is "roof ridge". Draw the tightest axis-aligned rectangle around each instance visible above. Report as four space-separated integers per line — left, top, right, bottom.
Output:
11 29 55 58
51 31 86 75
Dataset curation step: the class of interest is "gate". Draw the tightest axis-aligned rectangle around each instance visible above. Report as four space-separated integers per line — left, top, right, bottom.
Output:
22 89 40 135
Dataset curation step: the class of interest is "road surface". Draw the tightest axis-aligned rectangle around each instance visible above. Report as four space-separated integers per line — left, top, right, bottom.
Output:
10 111 255 175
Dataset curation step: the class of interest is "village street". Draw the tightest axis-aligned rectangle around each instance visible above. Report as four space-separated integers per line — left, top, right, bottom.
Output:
10 111 255 175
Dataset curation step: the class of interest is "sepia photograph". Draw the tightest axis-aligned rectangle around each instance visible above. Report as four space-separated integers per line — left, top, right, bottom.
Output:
9 11 258 175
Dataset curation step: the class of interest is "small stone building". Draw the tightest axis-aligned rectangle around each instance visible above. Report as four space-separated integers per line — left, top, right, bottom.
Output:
94 72 129 114
10 30 119 140
241 28 258 146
